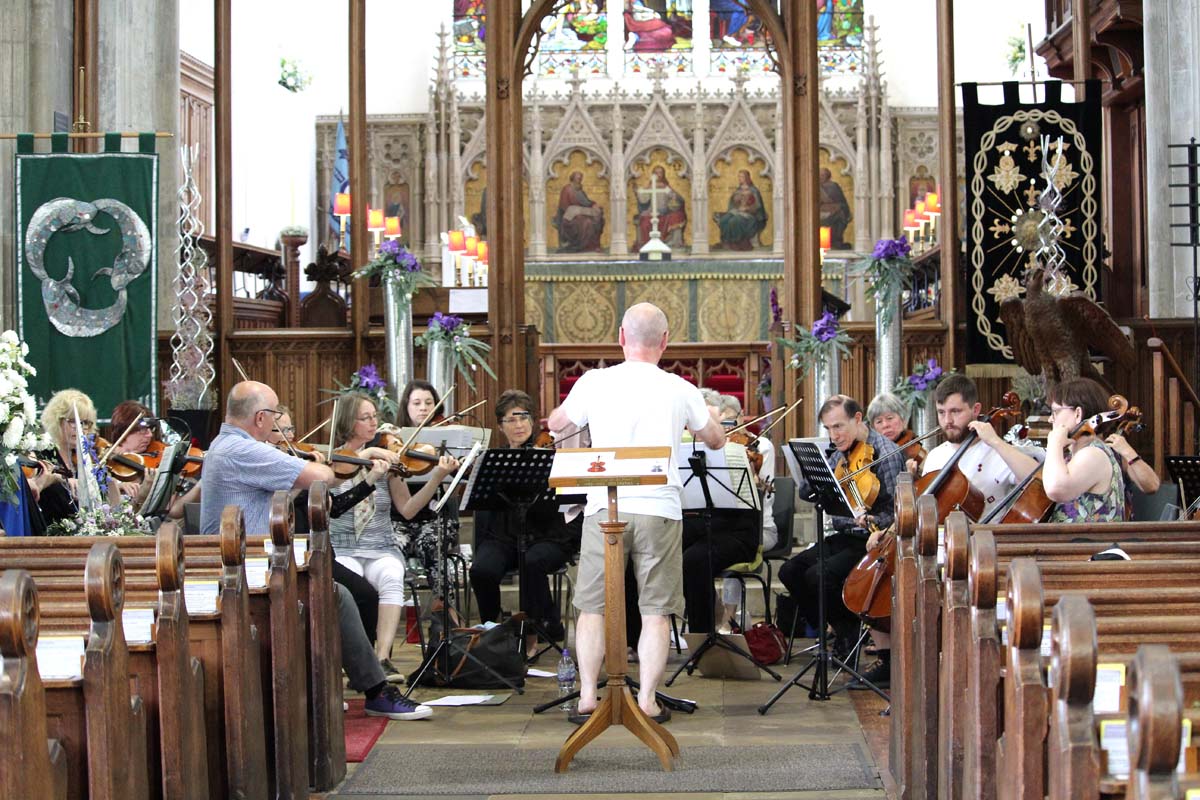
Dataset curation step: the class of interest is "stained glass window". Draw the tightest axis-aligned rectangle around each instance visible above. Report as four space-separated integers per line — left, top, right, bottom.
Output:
816 0 864 74
710 0 774 75
537 2 609 76
453 0 487 79
624 1 694 75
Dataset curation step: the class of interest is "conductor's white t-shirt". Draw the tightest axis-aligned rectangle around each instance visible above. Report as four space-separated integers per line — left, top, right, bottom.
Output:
560 360 711 519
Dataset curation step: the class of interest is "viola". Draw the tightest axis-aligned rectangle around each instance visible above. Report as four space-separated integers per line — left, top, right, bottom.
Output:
275 439 407 481
834 439 881 518
842 525 896 629
982 396 1136 525
533 425 555 449
894 429 927 470
727 429 765 477
138 440 205 478
374 432 442 476
914 391 1023 522
94 436 154 482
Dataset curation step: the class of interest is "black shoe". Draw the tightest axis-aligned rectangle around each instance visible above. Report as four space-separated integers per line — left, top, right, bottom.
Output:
848 659 890 690
542 619 566 642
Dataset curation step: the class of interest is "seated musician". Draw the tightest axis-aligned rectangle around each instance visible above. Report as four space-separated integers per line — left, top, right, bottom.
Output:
867 392 925 467
915 374 1042 519
714 394 777 634
469 390 579 657
778 395 906 656
329 392 460 682
1043 378 1128 523
679 390 759 635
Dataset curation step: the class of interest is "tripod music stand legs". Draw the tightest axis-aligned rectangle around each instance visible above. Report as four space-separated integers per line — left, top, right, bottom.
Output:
556 491 679 773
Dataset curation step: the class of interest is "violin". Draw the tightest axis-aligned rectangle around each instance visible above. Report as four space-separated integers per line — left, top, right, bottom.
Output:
138 439 205 478
834 439 881 519
914 391 1023 522
93 436 156 482
727 428 766 479
894 429 927 470
533 424 555 449
374 432 442 476
275 439 410 481
982 396 1136 525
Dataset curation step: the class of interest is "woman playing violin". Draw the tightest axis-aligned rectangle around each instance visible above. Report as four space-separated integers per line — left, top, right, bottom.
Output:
329 392 459 681
470 390 579 657
1043 378 1127 523
867 392 926 468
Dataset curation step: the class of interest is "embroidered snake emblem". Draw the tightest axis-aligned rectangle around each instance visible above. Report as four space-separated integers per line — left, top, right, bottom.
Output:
24 197 151 337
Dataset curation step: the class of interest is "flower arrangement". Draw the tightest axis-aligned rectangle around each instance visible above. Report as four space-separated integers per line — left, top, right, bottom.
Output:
858 236 916 333
278 58 312 93
416 311 497 391
280 224 308 239
353 240 435 305
776 310 854 380
892 358 956 413
325 363 399 424
0 330 54 503
46 502 152 537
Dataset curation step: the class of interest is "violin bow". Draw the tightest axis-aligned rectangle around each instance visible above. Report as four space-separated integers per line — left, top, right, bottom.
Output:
98 412 145 466
758 397 804 440
231 356 301 458
724 404 788 438
838 427 944 482
397 392 449 456
431 398 487 427
297 417 331 444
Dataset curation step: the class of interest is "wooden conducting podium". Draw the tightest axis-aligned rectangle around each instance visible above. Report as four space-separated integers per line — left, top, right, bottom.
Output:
548 446 681 772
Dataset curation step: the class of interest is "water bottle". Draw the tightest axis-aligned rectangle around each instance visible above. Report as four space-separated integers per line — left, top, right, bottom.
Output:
556 647 577 711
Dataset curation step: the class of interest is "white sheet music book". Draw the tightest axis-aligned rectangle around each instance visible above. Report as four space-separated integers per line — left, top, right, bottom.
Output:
37 634 85 680
676 442 760 512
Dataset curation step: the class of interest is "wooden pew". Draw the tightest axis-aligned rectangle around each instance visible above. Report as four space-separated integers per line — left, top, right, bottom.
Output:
0 569 68 800
890 473 918 800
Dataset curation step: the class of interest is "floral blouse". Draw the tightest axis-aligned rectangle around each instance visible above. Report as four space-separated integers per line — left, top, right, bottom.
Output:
1047 441 1126 523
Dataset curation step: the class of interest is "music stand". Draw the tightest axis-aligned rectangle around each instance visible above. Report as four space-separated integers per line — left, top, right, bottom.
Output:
548 447 680 773
1165 455 1200 512
461 446 566 661
667 443 782 685
404 445 523 696
757 440 890 714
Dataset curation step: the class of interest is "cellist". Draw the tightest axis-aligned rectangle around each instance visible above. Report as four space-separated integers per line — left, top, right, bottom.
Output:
778 395 906 659
913 374 1042 519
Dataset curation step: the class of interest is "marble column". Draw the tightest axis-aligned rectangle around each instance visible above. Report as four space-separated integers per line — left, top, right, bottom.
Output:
449 95 464 225
1145 0 1200 317
609 101 628 256
97 0 180 333
773 97 785 256
689 89 709 256
0 0 73 330
878 83 894 238
424 102 440 253
853 86 871 250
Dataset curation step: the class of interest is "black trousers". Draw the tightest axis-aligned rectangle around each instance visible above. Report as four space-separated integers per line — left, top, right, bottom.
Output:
681 523 757 634
333 558 380 645
470 538 569 625
777 532 866 639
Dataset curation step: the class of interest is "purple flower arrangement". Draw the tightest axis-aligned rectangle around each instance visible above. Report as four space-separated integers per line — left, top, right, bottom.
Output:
859 236 917 332
353 240 435 301
776 308 854 380
872 237 912 261
353 363 387 392
893 357 955 412
416 310 496 391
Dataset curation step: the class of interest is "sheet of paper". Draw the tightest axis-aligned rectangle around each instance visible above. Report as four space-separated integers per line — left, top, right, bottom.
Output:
527 668 556 678
1040 624 1052 657
1179 718 1192 774
263 537 308 565
1093 663 1126 714
245 557 270 589
37 635 85 680
186 580 219 614
421 694 495 706
1100 719 1129 779
123 607 156 644
549 448 671 486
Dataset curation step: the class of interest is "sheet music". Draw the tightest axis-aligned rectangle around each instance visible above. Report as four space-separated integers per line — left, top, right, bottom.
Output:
676 442 760 512
435 441 483 513
395 425 490 484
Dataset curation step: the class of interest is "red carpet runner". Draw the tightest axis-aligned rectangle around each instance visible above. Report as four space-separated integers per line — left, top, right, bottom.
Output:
343 698 388 762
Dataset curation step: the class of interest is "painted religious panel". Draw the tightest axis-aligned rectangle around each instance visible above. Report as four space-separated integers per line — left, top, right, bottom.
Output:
709 148 772 251
536 2 609 77
383 180 411 246
818 148 854 249
908 165 937 208
465 162 530 248
629 149 690 249
624 0 693 74
710 0 775 74
453 0 487 79
817 0 864 74
547 150 609 253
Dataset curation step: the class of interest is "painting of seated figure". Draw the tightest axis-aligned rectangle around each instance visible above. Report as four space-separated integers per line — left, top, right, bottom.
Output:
709 148 772 252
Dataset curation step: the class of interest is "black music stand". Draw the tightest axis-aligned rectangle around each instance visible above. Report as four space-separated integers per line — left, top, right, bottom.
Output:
461 447 566 662
405 445 524 696
667 446 782 685
1166 455 1200 513
757 440 889 713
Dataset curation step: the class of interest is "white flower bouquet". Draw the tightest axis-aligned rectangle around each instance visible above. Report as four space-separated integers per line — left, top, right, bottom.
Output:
46 502 152 537
0 330 53 503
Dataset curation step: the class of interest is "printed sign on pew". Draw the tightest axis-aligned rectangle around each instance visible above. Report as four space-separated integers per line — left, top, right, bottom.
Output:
1101 717 1194 779
263 536 308 567
36 634 85 680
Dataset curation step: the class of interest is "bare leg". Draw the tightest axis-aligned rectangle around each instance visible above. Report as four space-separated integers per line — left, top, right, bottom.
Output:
575 611 605 714
375 603 403 660
636 614 669 715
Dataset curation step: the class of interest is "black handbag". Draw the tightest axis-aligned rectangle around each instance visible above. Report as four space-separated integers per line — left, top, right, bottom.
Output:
417 615 527 689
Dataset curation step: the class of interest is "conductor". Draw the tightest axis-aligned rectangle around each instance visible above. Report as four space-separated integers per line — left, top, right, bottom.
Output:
548 302 726 724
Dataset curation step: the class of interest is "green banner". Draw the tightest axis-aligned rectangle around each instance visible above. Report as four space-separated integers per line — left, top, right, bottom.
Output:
15 146 158 418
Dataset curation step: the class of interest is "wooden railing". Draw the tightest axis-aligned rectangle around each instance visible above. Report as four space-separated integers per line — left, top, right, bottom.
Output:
1148 337 1200 473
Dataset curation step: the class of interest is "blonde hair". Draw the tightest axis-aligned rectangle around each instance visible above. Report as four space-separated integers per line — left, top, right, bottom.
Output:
41 389 97 452
332 393 375 447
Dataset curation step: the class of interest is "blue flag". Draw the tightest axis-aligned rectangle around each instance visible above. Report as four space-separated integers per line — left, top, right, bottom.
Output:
329 118 349 251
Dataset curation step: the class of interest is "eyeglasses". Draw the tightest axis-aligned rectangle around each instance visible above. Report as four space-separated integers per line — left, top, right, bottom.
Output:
356 413 379 423
501 412 532 425
1049 404 1077 417
278 426 296 435
66 419 96 429
256 408 285 422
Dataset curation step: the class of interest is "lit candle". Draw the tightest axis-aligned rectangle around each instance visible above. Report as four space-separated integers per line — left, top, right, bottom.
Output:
476 240 488 264
333 193 351 216
925 192 940 213
448 229 466 252
819 226 832 251
367 208 385 232
465 236 479 257
384 216 401 239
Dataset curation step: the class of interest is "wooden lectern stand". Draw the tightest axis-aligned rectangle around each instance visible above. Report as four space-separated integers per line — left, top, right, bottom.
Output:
549 447 681 772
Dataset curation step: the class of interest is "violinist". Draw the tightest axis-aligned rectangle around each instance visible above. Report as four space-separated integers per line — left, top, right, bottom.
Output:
867 392 925 468
916 375 1042 519
331 392 460 682
1043 378 1127 523
469 390 579 658
778 395 905 658
715 393 777 634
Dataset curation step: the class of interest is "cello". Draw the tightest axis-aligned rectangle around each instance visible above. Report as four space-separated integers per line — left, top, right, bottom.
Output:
834 438 891 628
913 391 1022 522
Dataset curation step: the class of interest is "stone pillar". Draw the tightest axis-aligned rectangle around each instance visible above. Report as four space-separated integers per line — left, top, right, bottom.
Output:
97 0 180 333
424 100 440 252
690 89 709 256
854 86 872 250
610 101 628 255
0 0 73 329
773 96 785 257
1145 0 1200 317
529 100 547 257
449 94 464 225
878 82 894 238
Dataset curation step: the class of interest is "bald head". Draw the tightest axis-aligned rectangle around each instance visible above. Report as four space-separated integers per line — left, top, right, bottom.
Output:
226 381 277 423
620 303 669 357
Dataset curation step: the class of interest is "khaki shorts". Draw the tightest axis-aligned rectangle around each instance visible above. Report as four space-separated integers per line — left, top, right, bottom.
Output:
572 512 683 617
